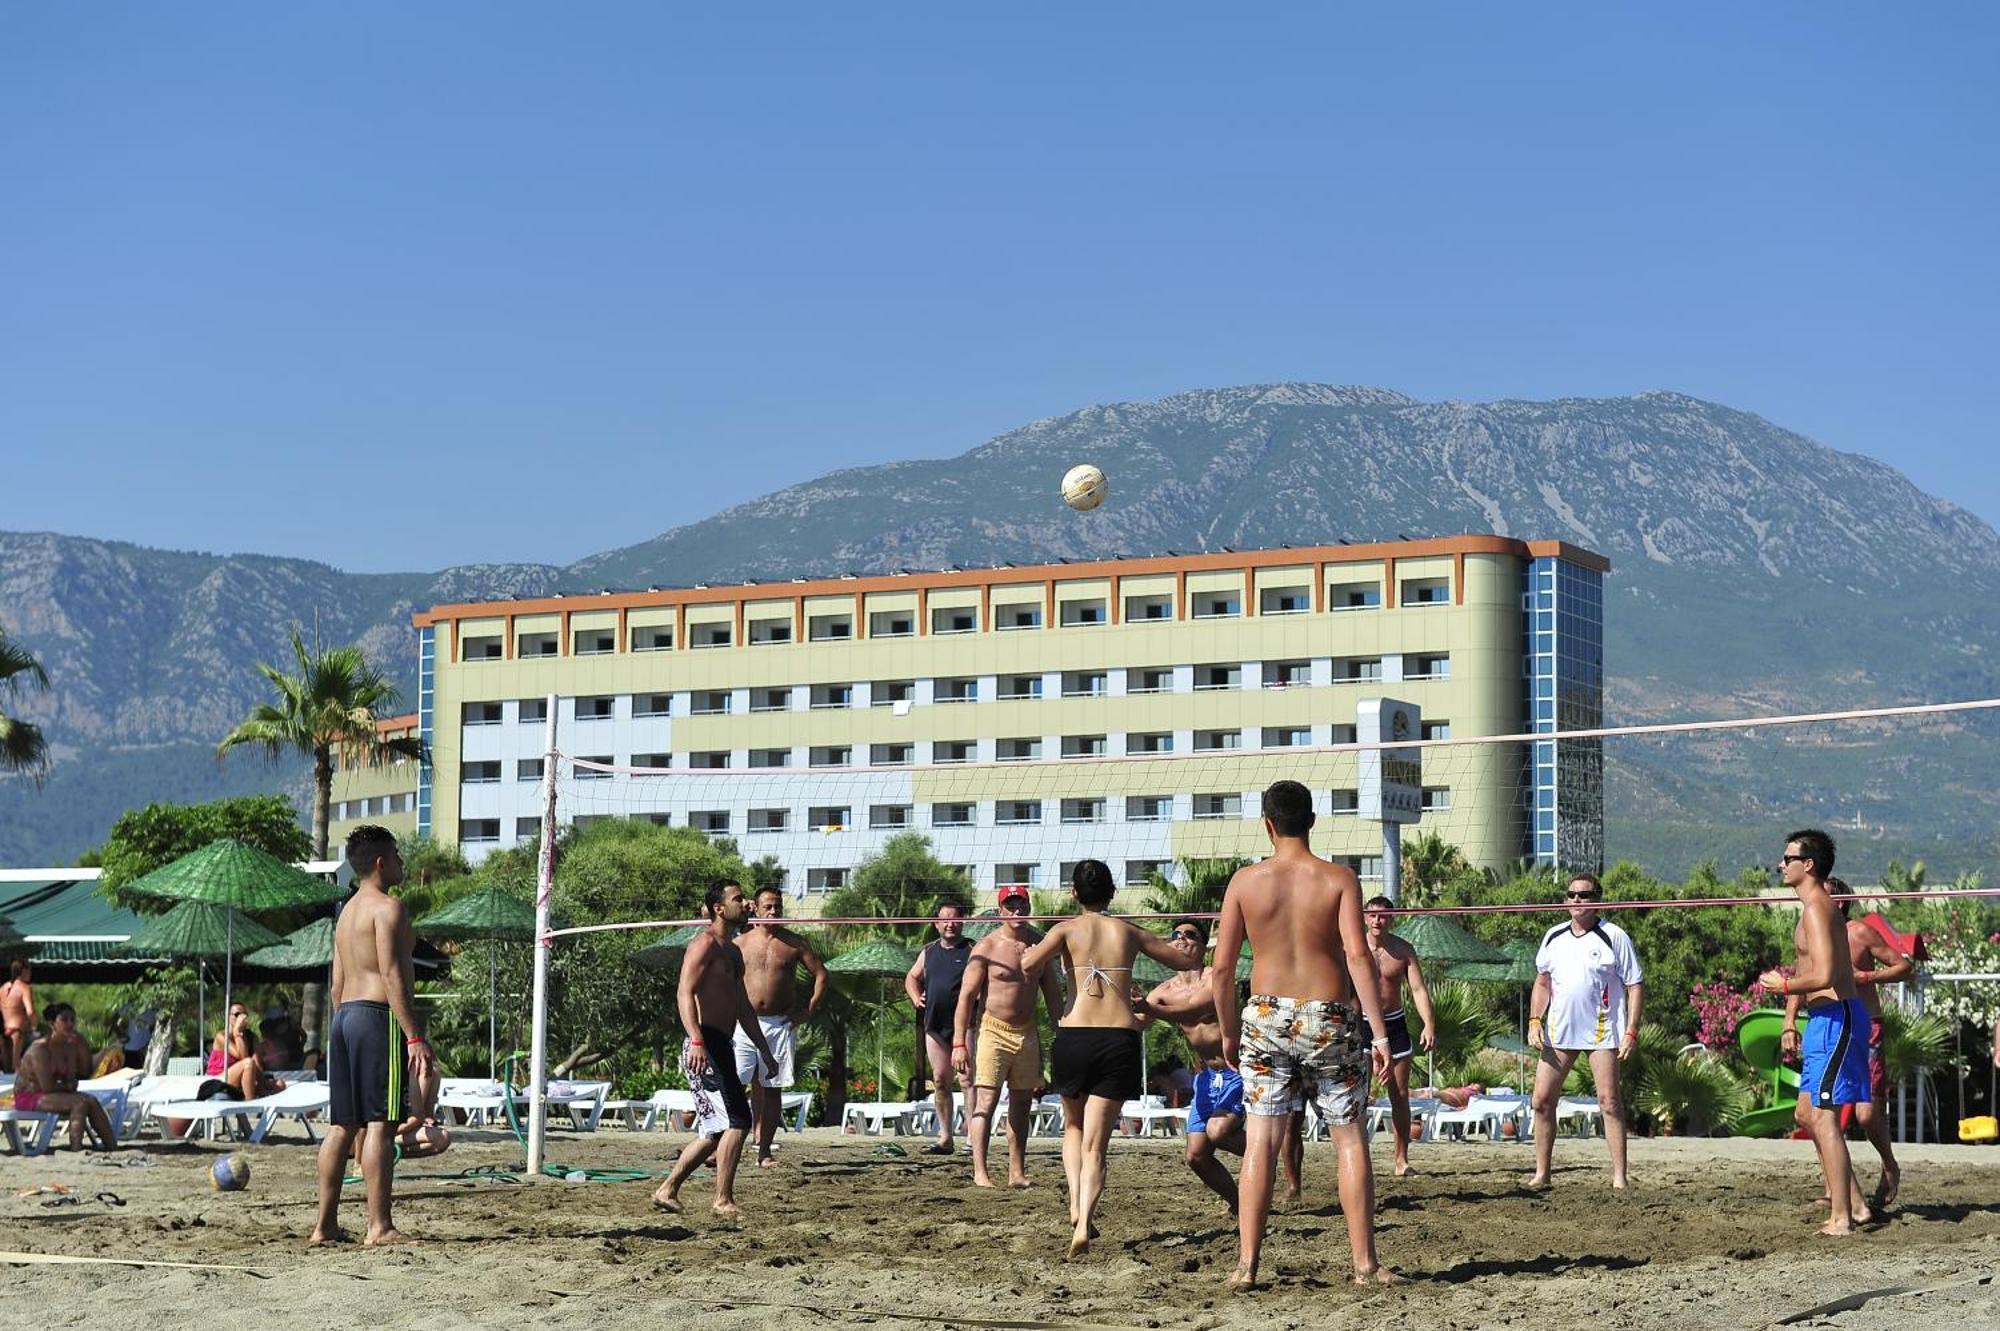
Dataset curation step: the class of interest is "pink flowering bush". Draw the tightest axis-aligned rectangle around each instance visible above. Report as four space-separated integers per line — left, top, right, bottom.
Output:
1691 981 1759 1054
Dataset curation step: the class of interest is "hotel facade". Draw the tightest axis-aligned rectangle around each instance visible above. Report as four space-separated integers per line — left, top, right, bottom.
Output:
395 536 1607 896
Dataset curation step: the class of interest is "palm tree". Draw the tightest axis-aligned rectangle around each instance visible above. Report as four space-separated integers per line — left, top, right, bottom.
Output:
1400 832 1475 908
1140 856 1247 918
216 627 424 859
0 626 51 781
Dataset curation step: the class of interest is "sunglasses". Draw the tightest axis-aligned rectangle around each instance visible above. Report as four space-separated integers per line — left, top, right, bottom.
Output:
1170 929 1204 942
1564 891 1601 902
1778 854 1808 864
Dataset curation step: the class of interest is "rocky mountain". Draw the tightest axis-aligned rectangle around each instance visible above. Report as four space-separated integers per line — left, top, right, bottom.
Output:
5 384 1996 875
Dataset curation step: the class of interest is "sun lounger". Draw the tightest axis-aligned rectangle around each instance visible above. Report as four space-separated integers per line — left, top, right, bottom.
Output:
842 1099 920 1135
1367 1095 1440 1136
437 1078 527 1126
1427 1094 1527 1142
250 1082 331 1142
1554 1095 1602 1137
1120 1097 1189 1137
145 1088 288 1142
545 1080 611 1132
0 1107 61 1156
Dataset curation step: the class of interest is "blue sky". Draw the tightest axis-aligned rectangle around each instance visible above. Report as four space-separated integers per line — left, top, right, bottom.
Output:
4 4 1995 572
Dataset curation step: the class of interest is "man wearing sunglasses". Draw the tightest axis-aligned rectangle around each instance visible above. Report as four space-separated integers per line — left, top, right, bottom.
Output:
1137 917 1251 1214
1528 873 1644 1189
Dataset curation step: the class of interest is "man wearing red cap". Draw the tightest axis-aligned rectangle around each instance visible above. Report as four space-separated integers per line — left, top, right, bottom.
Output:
953 884 1065 1188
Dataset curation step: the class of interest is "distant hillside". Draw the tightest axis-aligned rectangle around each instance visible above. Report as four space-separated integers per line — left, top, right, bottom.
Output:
5 384 1997 877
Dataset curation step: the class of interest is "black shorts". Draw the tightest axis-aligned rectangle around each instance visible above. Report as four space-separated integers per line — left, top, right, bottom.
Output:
1051 1027 1142 1102
687 1024 753 1138
328 1000 393 1126
1376 1008 1415 1062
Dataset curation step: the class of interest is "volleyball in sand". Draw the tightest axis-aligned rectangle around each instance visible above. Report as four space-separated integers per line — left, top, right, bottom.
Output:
1060 462 1108 511
210 1151 251 1192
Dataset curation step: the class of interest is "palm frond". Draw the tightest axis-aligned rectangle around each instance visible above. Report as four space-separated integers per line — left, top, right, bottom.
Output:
0 712 50 777
0 630 51 697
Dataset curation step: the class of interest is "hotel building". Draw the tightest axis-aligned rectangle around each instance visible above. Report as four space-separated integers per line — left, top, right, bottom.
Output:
400 536 1606 895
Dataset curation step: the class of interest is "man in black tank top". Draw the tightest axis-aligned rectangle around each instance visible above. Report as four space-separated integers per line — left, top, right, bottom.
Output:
903 901 972 1154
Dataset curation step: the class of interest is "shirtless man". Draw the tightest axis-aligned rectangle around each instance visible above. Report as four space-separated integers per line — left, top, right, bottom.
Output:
1757 829 1872 1236
736 885 828 1167
11 1003 117 1150
1364 896 1437 1177
1213 780 1393 1291
952 884 1064 1188
1782 878 1910 1208
1138 917 1245 1213
1021 860 1196 1256
654 881 777 1217
312 825 435 1247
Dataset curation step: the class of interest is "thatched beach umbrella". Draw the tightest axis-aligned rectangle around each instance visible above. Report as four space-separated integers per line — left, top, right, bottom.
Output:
825 940 919 1102
121 901 285 1053
416 886 537 1078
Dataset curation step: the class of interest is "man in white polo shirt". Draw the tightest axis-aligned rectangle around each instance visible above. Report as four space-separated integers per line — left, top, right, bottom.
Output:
1527 873 1643 1189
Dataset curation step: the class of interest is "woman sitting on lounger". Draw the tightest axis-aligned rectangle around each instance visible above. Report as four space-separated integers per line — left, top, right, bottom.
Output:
208 1004 285 1100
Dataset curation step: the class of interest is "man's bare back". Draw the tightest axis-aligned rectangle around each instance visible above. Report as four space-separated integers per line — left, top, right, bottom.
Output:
1224 855 1361 1002
739 926 809 1018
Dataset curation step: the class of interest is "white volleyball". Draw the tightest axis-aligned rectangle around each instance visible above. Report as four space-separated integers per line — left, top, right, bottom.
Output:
1061 463 1108 511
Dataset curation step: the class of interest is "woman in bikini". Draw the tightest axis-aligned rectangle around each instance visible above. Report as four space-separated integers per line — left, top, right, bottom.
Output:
1021 860 1199 1256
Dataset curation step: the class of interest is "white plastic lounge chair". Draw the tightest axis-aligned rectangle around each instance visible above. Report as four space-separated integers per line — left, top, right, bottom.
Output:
437 1078 527 1126
841 1099 920 1135
1427 1094 1527 1143
0 1107 61 1156
250 1082 331 1142
1554 1095 1602 1137
1119 1097 1190 1137
145 1087 290 1142
545 1080 611 1132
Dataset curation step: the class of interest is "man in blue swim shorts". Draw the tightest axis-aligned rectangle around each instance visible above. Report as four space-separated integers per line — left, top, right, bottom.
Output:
1139 917 1246 1213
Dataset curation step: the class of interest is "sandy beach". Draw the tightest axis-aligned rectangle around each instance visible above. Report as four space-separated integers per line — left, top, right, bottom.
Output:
3 1125 1995 1330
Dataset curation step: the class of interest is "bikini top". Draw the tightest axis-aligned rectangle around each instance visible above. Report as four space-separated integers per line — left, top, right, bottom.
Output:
1074 962 1132 999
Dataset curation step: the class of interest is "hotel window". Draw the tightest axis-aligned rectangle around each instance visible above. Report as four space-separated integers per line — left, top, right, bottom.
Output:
1194 729 1242 752
1408 653 1451 680
1329 788 1359 814
1264 726 1312 748
868 611 915 638
1125 859 1169 886
692 690 731 715
811 683 853 710
634 693 671 718
996 602 1042 630
691 810 731 834
1060 798 1105 824
1129 731 1173 755
1191 591 1240 619
1059 598 1107 626
870 804 914 830
464 761 502 784
1422 787 1452 812
998 674 1042 701
1124 594 1173 622
574 755 613 780
871 742 914 766
750 747 792 768
1129 666 1173 694
933 606 978 634
463 702 503 726
751 687 791 712
808 805 851 831
996 737 1042 762
1263 660 1310 689
690 622 732 648
573 628 615 655
1422 721 1452 741
1061 734 1107 758
808 613 853 642
514 817 541 840
996 800 1042 826
809 745 852 768
1127 795 1172 822
1192 793 1241 819
577 695 615 720
461 819 500 843
935 739 976 764
632 752 671 770
516 758 545 782
936 676 978 704
1402 578 1449 605
1260 586 1310 615
517 631 557 658
631 624 674 651
1328 581 1381 611
639 812 672 827
1195 663 1241 691
520 697 550 724
808 867 849 893
748 617 793 645
873 679 915 708
462 635 503 661
690 750 731 770
931 802 975 828
1331 723 1358 745
995 863 1040 888
1062 670 1107 698
1333 657 1383 683
748 808 789 833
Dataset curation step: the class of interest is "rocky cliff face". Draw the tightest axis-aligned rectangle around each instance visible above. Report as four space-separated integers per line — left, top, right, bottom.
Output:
5 385 1995 873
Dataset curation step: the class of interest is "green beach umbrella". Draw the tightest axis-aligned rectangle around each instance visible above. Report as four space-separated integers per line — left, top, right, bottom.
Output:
417 887 538 1078
963 909 1002 941
122 901 284 1051
630 924 705 972
125 838 347 1061
1393 915 1507 967
242 917 335 969
826 941 919 1102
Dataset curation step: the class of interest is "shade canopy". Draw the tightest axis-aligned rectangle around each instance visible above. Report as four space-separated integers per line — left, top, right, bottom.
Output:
0 911 26 960
1445 933 1539 984
631 924 705 971
824 939 919 979
1393 915 1507 966
125 838 346 911
121 901 283 958
963 909 1001 941
242 917 335 969
416 886 537 943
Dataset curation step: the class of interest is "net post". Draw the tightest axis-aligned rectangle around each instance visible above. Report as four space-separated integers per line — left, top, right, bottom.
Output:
526 692 557 1175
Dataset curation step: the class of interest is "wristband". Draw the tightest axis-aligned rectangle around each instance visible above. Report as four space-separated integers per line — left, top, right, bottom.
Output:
405 1036 427 1047
1371 1036 1390 1047
1781 976 1788 995
1528 1016 1543 1026
952 1043 967 1050
687 1039 704 1048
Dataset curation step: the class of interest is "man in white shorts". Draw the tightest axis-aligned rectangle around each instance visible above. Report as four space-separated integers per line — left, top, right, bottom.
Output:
733 885 828 1166
1528 873 1644 1189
